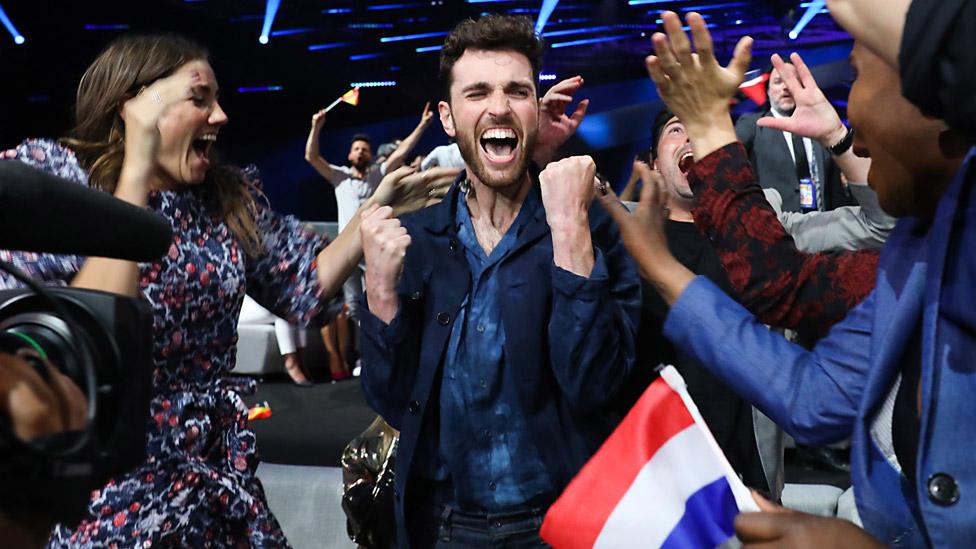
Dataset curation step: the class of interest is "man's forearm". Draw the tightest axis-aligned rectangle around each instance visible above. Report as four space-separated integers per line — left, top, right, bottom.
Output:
688 142 879 336
305 131 334 181
820 124 870 183
550 221 594 278
386 123 428 172
315 213 364 300
365 283 399 325
685 115 739 161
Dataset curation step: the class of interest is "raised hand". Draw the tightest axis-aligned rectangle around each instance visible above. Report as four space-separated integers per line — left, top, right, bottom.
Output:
418 101 435 128
756 53 847 146
371 165 462 216
121 70 197 168
620 156 650 202
598 165 694 303
645 11 752 158
539 155 597 225
535 76 590 163
311 108 327 131
304 108 334 180
736 492 885 548
598 166 671 279
361 205 411 323
539 155 597 277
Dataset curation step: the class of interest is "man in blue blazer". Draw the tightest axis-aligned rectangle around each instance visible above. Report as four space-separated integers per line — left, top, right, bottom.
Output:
606 10 974 547
357 15 640 548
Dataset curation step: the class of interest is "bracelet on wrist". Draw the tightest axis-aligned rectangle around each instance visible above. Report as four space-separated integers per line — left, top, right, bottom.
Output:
828 126 855 156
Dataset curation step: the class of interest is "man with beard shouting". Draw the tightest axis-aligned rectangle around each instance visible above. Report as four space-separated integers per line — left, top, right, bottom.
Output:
357 14 640 549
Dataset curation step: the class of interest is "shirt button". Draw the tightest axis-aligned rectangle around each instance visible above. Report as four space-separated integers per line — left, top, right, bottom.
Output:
437 312 451 325
479 378 487 388
482 429 490 438
407 400 420 414
493 520 502 528
410 290 422 301
488 481 496 491
476 323 485 333
449 239 458 252
928 473 960 506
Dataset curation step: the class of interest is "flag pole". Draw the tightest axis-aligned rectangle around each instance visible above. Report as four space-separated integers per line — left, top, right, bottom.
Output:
324 86 359 112
323 96 343 113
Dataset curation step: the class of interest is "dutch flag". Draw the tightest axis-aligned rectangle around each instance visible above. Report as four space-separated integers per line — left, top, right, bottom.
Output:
540 366 760 548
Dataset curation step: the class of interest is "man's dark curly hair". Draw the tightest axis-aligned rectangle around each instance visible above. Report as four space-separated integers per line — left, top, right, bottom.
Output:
439 14 545 102
350 133 372 148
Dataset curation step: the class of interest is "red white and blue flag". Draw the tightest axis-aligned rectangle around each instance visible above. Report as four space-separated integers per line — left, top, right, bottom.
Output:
540 366 759 548
739 69 770 106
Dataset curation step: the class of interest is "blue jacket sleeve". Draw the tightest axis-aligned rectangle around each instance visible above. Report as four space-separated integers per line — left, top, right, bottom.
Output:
547 216 640 414
663 276 874 445
358 293 422 431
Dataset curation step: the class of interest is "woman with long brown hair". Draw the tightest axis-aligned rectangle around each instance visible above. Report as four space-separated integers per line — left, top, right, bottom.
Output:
0 34 451 547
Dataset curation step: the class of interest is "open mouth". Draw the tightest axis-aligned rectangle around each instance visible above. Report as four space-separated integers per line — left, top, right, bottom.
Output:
677 151 695 176
479 127 519 164
191 132 217 162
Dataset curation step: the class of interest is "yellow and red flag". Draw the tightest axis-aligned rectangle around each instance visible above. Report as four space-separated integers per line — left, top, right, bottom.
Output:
326 87 361 112
340 87 360 106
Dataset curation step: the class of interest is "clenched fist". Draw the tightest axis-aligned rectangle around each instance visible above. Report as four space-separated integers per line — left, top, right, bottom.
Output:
538 155 596 277
539 155 597 227
361 205 411 323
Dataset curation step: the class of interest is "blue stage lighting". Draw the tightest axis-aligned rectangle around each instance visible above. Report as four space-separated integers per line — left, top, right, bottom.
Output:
349 52 387 61
788 0 826 40
535 0 559 33
543 25 613 38
84 24 131 30
350 81 397 88
368 3 424 10
0 2 25 45
550 34 631 49
308 41 352 51
237 85 283 93
380 31 448 43
415 45 442 53
259 0 281 44
271 27 314 37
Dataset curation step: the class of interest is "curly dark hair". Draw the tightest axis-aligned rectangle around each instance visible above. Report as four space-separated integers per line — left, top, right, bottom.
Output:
438 14 545 101
350 133 372 148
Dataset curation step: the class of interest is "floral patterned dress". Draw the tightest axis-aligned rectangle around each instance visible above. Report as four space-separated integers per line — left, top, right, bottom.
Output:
0 139 328 548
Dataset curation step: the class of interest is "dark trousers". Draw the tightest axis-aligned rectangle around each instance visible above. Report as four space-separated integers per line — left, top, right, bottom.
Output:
408 480 550 548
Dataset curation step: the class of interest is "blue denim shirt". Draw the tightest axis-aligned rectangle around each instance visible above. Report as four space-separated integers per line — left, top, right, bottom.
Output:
436 188 553 511
358 175 641 548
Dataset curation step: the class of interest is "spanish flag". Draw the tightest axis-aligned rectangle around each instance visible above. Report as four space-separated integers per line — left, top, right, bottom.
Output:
340 87 360 106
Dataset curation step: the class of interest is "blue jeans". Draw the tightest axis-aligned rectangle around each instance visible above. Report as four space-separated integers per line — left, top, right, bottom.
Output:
430 505 548 548
407 479 550 548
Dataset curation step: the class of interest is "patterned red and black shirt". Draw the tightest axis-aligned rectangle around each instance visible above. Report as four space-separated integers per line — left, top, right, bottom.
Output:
687 142 879 338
